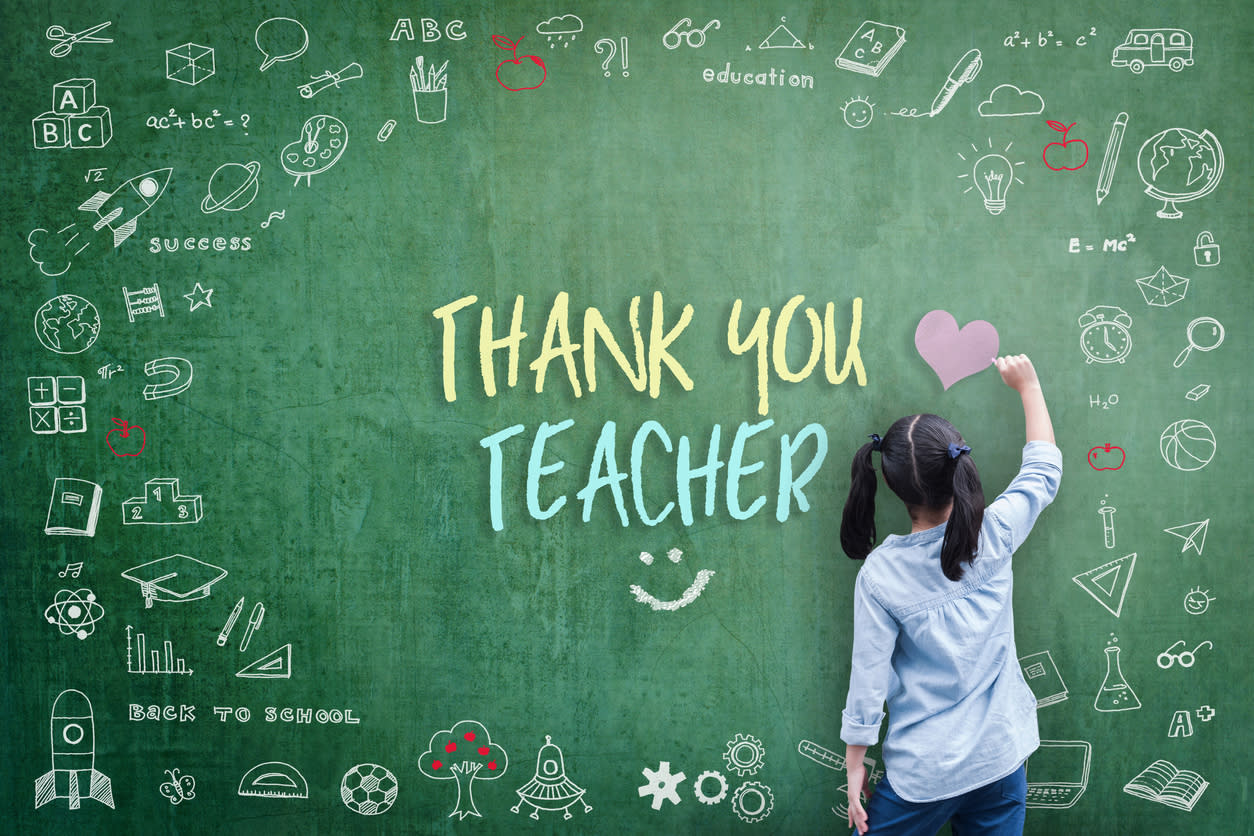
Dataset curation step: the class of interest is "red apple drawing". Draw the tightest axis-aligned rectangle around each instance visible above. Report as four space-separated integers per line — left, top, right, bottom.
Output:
106 418 146 457
1043 121 1089 171
494 35 546 90
1088 443 1125 471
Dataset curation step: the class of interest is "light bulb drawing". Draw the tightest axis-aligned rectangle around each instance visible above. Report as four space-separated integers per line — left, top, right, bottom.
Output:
957 139 1025 215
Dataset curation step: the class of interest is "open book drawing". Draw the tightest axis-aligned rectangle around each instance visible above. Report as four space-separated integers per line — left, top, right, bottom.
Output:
1123 759 1208 812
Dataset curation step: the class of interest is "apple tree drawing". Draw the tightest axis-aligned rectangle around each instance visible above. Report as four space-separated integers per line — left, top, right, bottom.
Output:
417 720 508 819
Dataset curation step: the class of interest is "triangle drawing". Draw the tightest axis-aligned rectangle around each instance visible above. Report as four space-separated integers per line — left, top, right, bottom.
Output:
1072 553 1136 617
1164 519 1208 555
760 23 805 49
236 643 291 679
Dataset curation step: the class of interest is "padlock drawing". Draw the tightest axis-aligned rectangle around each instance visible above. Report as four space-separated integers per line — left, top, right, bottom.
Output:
1193 231 1220 266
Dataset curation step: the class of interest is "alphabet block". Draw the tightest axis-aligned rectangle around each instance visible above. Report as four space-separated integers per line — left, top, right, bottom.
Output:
68 106 113 149
52 78 96 114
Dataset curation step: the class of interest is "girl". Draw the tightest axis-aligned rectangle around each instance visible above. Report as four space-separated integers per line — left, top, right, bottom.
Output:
840 355 1060 836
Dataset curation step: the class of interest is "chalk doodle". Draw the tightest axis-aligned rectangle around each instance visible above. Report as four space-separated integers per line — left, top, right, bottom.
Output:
1078 306 1132 364
146 109 250 132
238 761 308 798
124 284 165 321
166 43 214 85
105 418 145 457
978 84 1044 117
160 768 196 804
282 115 348 186
28 375 86 435
1026 741 1091 808
730 781 774 823
1019 650 1069 706
35 689 114 809
638 761 685 809
595 37 630 78
33 78 112 149
663 18 720 50
1095 634 1140 711
536 14 582 47
202 161 260 213
512 735 592 820
1112 29 1194 73
236 644 291 679
629 548 715 611
1096 112 1128 204
260 210 286 228
1135 266 1188 307
1123 760 1208 811
411 56 449 124
143 356 194 400
1186 384 1210 401
126 625 194 675
890 49 981 117
1193 231 1220 265
184 282 214 311
122 477 203 525
33 295 99 351
1098 499 1117 548
1160 419 1215 471
1004 27 1098 48
44 588 104 639
1043 121 1089 170
1183 588 1214 615
841 96 875 129
46 21 112 57
255 17 307 71
494 36 546 90
1164 519 1208 554
1073 554 1136 617
1172 317 1224 368
299 62 363 98
1156 639 1212 669
836 21 905 77
341 764 398 815
756 17 809 50
693 770 728 804
218 596 246 645
417 720 508 819
1136 127 1223 219
238 602 265 652
723 733 765 776
957 139 1024 215
121 554 227 608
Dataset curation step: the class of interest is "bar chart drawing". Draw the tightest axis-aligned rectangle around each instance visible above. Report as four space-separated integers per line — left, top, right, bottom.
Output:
125 625 193 675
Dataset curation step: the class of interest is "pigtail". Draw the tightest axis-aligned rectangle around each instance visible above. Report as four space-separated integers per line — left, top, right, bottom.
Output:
939 452 985 581
840 442 879 560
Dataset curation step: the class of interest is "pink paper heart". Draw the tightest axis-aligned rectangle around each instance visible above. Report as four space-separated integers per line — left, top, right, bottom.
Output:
914 310 999 390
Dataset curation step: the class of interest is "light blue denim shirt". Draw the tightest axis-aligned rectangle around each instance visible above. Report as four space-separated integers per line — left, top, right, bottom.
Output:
841 441 1063 803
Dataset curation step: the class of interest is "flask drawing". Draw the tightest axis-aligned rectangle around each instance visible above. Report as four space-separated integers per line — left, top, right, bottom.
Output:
1095 644 1140 712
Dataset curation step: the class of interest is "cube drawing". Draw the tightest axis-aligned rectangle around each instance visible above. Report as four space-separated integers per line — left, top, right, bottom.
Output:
68 106 113 149
52 78 96 113
167 43 215 86
32 113 69 148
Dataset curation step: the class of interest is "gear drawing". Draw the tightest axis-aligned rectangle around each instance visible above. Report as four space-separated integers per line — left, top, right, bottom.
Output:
638 761 686 810
693 770 728 805
723 733 765 776
731 780 775 823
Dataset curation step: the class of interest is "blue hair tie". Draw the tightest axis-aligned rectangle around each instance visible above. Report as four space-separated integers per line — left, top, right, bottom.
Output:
948 442 971 459
869 433 883 451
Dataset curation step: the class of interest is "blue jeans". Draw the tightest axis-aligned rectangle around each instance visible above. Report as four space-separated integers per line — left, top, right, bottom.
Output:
853 764 1027 836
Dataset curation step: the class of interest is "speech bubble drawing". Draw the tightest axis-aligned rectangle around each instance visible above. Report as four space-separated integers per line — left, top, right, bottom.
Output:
255 17 308 72
914 310 999 390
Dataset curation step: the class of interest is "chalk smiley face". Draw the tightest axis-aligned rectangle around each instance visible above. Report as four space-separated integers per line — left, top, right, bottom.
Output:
842 96 875 129
629 548 715 611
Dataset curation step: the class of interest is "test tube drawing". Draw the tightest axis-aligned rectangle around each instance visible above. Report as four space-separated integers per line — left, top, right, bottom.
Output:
1099 502 1117 549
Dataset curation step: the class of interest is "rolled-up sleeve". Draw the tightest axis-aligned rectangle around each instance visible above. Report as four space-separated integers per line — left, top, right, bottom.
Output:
841 572 899 746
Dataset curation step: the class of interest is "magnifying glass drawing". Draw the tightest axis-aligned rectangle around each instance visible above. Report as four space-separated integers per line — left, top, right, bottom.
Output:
1173 316 1225 368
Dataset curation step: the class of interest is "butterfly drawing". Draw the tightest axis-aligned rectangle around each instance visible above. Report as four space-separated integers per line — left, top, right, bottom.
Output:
160 768 196 804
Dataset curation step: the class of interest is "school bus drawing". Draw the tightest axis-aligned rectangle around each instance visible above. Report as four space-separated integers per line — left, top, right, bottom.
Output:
1111 29 1194 73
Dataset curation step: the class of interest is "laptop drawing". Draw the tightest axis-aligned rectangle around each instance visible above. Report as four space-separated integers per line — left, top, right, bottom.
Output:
1026 740 1091 809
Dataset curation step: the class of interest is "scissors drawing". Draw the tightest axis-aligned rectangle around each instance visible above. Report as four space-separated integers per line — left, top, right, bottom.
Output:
47 21 114 57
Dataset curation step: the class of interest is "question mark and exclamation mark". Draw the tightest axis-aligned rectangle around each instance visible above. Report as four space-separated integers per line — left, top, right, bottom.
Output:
595 37 629 77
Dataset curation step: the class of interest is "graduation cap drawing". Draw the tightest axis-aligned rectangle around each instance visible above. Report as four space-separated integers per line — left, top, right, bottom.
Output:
121 554 228 608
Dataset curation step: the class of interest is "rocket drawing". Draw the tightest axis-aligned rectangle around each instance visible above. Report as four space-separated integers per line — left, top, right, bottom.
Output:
34 689 114 810
77 167 172 248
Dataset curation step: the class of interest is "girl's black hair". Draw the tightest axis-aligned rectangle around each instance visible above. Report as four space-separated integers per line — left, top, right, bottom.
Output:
840 414 985 581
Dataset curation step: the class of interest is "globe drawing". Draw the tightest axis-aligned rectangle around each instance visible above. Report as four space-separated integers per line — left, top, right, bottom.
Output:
34 294 100 354
1136 128 1223 218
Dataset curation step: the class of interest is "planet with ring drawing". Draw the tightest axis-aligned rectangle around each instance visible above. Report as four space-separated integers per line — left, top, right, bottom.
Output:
201 160 261 213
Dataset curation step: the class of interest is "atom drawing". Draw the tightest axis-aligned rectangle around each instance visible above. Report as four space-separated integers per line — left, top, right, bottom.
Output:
44 588 105 639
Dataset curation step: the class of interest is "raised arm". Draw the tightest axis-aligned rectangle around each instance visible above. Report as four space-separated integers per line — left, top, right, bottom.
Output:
996 354 1054 445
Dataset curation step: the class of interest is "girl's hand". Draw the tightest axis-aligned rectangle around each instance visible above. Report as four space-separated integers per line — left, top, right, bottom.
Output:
846 761 870 834
996 354 1041 393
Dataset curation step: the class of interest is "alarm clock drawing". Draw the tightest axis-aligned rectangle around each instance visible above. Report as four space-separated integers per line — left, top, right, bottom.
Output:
1078 306 1133 364
282 114 347 186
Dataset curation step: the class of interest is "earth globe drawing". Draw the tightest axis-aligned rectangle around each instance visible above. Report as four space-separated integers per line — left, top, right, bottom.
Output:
34 294 100 354
201 160 261 213
1136 128 1223 219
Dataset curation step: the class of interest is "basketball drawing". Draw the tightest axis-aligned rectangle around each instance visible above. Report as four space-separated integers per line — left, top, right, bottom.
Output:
1160 419 1216 471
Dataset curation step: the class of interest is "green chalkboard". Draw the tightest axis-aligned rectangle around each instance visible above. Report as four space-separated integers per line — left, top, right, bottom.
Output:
2 0 1252 833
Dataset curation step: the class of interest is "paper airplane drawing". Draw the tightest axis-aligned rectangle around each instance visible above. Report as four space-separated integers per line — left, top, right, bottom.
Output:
35 689 114 809
1164 519 1209 554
